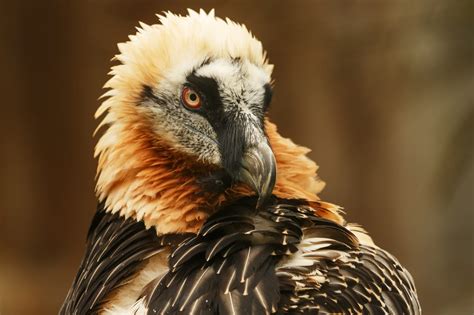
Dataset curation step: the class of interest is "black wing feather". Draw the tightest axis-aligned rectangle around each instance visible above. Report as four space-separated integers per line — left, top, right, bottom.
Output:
60 204 168 315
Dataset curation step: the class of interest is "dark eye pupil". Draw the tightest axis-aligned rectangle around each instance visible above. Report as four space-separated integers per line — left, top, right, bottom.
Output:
189 93 197 102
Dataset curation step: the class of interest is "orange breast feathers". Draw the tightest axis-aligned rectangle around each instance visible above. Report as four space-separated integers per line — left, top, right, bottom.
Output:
95 114 340 234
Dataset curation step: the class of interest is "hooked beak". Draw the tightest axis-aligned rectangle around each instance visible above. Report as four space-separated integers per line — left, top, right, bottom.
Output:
237 141 277 208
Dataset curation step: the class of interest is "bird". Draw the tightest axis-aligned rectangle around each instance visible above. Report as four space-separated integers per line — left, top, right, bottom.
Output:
61 9 421 315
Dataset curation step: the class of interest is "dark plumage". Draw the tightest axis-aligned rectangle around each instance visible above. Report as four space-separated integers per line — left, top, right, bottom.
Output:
60 205 190 315
63 197 420 314
143 197 420 315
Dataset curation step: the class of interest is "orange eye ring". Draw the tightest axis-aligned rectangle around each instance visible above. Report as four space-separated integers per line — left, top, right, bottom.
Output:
181 87 201 110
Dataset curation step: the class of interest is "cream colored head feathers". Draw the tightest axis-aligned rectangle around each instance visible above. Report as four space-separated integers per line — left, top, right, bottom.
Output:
97 9 272 117
94 9 328 234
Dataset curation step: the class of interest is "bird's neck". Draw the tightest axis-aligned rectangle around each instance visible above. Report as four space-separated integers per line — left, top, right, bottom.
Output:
95 120 331 234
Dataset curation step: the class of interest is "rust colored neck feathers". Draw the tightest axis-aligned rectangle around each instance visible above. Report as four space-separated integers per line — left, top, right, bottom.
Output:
96 119 332 234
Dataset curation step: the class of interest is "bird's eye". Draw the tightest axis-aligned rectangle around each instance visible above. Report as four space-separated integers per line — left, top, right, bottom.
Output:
181 87 202 110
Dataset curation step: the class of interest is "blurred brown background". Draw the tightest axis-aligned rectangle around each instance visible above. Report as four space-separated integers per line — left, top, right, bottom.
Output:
1 1 472 314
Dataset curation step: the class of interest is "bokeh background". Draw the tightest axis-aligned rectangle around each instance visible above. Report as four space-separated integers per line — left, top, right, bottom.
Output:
1 1 472 314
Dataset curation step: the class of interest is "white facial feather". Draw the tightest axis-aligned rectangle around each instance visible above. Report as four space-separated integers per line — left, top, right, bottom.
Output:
140 56 271 164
